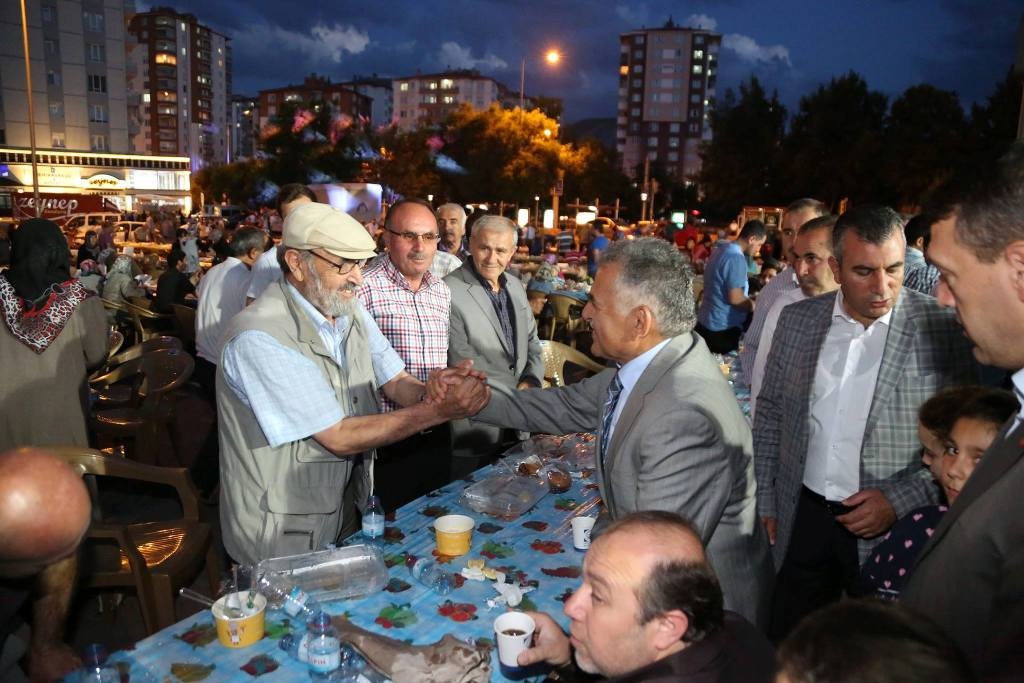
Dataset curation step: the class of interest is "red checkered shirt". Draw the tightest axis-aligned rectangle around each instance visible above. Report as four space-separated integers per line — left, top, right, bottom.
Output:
356 254 451 411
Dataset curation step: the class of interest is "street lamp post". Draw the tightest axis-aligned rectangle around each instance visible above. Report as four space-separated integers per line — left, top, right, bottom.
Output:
640 192 648 222
520 49 561 110
19 0 40 215
534 195 540 224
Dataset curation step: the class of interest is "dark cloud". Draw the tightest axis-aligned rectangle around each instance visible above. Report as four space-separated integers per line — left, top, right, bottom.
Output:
152 0 1017 121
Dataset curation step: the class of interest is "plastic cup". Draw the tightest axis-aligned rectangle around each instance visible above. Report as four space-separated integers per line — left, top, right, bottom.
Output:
434 514 475 556
571 516 596 550
212 591 266 648
494 611 536 668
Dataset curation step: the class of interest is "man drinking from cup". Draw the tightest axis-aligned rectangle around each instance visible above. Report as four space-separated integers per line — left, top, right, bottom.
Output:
515 511 773 683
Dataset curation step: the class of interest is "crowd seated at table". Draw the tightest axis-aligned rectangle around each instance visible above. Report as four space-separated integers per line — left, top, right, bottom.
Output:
2 144 1024 682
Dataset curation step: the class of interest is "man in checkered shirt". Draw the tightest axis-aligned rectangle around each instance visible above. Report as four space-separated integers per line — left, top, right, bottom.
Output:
356 199 455 508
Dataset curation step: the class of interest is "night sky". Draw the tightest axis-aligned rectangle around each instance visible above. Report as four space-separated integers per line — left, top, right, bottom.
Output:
138 0 1022 124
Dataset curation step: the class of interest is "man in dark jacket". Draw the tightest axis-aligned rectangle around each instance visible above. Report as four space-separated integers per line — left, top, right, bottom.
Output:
517 511 774 683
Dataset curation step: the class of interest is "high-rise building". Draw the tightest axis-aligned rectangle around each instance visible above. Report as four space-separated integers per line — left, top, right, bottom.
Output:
342 75 392 129
616 19 721 182
125 7 231 170
0 2 190 214
229 94 257 161
256 74 371 134
392 70 501 131
0 0 129 153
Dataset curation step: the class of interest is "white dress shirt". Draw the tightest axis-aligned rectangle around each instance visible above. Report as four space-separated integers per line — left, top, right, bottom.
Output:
195 256 253 364
804 290 893 501
750 286 807 418
1013 367 1024 426
606 338 671 447
246 245 281 301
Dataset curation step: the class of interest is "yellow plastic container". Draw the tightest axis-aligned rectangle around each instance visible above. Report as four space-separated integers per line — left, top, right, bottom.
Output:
212 592 266 648
434 514 475 556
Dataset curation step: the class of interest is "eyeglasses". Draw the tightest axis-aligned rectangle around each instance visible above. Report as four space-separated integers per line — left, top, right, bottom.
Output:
309 251 367 275
386 228 439 243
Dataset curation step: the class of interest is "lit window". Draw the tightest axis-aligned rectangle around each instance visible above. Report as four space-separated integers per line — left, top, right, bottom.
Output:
428 81 438 90
155 53 176 65
440 78 454 89
89 104 108 122
399 82 409 91
51 133 65 148
692 64 703 74
442 95 455 104
669 137 679 148
48 102 63 118
693 50 704 59
90 134 107 151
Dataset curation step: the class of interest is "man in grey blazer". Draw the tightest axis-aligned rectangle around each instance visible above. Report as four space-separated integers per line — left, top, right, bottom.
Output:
472 238 772 627
753 205 980 638
902 145 1024 680
445 215 543 478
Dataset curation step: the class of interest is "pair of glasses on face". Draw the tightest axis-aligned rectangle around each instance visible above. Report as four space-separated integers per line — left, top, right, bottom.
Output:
310 251 367 275
386 228 440 243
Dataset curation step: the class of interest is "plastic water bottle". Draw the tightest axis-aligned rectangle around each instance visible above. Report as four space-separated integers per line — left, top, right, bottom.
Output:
307 612 341 680
78 644 118 682
361 495 385 546
406 555 454 595
278 630 313 663
257 573 321 620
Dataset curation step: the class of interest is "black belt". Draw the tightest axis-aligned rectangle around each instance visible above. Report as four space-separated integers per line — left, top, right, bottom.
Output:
801 486 856 517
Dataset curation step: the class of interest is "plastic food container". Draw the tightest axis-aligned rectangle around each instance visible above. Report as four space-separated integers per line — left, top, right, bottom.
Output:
459 473 549 519
256 544 388 603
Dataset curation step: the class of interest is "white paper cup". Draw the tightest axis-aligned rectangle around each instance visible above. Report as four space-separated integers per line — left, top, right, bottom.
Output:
494 611 535 668
571 516 596 550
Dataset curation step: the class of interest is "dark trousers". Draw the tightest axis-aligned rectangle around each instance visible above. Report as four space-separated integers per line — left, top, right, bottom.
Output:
769 486 861 640
695 323 743 354
190 356 220 497
372 425 452 512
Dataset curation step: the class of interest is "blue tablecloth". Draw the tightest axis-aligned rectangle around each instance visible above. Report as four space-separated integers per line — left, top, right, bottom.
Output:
99 462 603 682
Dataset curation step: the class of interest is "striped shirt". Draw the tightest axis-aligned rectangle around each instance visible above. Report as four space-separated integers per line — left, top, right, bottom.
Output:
356 254 451 411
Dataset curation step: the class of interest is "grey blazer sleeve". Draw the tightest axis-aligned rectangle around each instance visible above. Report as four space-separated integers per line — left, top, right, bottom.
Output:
475 370 610 436
447 295 474 368
519 314 543 386
753 326 786 520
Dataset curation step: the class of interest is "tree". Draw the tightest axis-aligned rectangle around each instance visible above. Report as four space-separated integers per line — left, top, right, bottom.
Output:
441 104 571 203
258 100 364 186
783 72 888 209
880 84 967 210
372 127 443 199
962 68 1024 179
697 77 787 218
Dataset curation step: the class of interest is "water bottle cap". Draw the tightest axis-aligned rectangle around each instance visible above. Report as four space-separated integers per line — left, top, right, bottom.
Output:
278 633 295 650
404 554 418 569
311 610 332 629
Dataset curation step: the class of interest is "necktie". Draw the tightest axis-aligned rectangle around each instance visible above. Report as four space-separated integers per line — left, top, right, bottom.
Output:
600 372 623 465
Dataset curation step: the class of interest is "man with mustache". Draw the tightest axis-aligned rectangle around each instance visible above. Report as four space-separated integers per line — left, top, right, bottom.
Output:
216 202 489 565
356 199 456 508
753 205 981 639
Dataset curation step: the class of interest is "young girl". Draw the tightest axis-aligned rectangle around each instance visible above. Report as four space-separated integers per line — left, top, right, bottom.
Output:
860 386 1018 599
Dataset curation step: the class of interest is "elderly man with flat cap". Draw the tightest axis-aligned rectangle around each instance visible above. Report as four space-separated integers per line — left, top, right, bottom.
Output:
217 203 489 566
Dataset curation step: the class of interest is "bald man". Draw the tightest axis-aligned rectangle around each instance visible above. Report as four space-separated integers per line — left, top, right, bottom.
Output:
1 448 92 682
518 511 774 683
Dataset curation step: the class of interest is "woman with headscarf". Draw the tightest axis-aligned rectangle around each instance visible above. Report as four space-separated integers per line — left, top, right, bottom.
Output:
100 253 146 309
76 230 100 267
0 218 108 450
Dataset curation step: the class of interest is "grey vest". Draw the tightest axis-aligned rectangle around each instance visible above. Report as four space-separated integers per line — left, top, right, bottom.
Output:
216 280 379 566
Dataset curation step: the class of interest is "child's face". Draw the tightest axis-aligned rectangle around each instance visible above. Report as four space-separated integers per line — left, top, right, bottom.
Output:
917 423 945 467
933 417 998 505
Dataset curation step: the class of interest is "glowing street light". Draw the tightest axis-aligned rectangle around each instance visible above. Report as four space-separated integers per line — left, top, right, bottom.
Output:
520 47 563 110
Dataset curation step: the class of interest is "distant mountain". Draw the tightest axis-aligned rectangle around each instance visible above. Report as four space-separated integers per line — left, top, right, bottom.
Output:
563 117 617 150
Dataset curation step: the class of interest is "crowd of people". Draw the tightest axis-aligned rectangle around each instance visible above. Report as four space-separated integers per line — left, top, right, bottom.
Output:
1 143 1023 682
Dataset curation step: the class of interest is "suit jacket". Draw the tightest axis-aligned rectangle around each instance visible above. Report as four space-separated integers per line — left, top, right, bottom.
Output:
607 612 775 683
476 333 773 627
902 418 1024 679
445 264 543 391
753 288 980 568
446 265 543 454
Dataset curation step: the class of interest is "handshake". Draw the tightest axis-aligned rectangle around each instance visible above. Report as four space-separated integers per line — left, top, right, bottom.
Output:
423 359 491 420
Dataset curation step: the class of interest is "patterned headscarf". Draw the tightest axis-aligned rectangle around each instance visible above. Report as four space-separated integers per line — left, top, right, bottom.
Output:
0 218 92 353
108 254 134 276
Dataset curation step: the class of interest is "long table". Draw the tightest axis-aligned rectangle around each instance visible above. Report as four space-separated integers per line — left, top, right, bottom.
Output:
97 461 602 682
